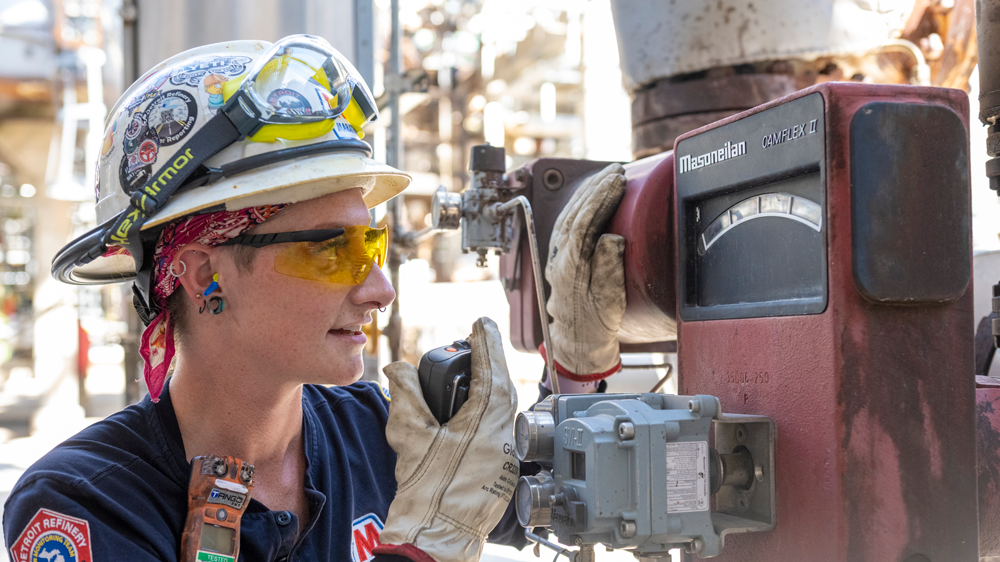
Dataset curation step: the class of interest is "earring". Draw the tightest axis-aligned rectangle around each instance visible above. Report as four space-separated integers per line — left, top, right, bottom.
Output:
169 260 187 277
208 296 225 315
198 297 226 315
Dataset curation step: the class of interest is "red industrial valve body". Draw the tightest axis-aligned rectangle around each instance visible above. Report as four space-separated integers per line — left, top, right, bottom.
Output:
501 82 1000 560
676 83 977 561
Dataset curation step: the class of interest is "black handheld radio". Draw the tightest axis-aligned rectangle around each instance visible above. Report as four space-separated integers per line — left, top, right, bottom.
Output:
417 340 472 424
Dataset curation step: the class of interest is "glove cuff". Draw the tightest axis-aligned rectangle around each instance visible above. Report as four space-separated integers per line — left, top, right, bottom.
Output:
372 543 438 562
539 343 622 382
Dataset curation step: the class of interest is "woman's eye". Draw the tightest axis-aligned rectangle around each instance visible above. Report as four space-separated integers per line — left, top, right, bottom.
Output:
315 237 346 252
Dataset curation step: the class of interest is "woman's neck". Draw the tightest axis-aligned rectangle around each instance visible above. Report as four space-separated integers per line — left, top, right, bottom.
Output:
168 346 306 481
169 345 311 518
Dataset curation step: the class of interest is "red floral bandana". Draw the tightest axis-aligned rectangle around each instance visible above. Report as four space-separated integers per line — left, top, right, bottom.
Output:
139 205 285 402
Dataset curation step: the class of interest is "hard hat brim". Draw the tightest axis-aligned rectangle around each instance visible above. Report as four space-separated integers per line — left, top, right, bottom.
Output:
146 151 410 227
64 152 410 284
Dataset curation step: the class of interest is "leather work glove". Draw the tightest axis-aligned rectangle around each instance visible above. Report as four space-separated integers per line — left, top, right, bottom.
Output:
373 317 519 562
543 162 627 382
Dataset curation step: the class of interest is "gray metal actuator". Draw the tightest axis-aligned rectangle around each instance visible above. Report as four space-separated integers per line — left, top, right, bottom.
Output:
514 393 776 559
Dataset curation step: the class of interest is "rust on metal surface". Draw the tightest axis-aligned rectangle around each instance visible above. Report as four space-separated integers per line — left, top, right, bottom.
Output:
631 73 802 159
628 0 981 160
901 0 978 90
633 111 741 160
679 83 978 561
631 74 800 127
979 376 1000 557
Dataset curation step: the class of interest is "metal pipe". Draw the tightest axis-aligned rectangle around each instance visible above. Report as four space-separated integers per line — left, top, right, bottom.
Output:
495 197 559 395
719 448 755 489
872 39 930 86
56 66 78 185
121 0 139 87
978 0 1000 125
524 530 575 561
624 363 671 370
386 0 404 362
353 0 375 89
978 0 1000 196
121 0 143 404
387 0 402 169
648 363 673 393
398 226 437 248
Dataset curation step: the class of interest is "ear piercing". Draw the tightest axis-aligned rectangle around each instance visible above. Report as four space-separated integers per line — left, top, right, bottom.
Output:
199 296 226 315
169 260 187 277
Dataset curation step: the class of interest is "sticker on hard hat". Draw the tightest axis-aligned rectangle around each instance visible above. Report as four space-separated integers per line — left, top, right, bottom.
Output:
100 120 117 159
125 74 169 116
8 508 93 562
127 140 158 173
169 55 254 88
203 74 227 117
125 113 147 141
119 155 152 195
145 90 198 146
125 88 160 116
334 120 361 140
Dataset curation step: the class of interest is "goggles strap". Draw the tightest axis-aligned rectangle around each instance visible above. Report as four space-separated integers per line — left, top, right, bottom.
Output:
219 228 347 248
183 138 372 190
102 91 265 278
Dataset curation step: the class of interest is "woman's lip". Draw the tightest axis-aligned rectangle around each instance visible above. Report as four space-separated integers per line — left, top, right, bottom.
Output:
328 328 367 344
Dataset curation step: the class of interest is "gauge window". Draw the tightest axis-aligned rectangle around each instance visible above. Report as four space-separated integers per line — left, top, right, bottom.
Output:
698 192 822 255
691 172 826 311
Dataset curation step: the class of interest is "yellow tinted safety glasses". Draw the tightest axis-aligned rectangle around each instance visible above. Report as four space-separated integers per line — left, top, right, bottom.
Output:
220 225 387 285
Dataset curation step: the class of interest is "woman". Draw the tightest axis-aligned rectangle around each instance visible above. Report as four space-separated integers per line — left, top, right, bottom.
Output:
3 36 518 562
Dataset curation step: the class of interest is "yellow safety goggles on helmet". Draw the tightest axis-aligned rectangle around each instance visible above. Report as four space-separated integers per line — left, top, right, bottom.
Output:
225 34 379 142
219 226 388 285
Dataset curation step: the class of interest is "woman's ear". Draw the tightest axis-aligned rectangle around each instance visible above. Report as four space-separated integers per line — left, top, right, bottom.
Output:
173 245 218 303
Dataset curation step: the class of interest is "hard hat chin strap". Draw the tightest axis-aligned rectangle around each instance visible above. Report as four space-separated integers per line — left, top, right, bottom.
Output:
132 281 156 326
108 90 265 275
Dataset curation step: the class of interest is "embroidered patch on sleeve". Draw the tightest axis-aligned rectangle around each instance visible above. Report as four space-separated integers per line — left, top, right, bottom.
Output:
379 384 391 402
9 509 93 562
350 513 384 562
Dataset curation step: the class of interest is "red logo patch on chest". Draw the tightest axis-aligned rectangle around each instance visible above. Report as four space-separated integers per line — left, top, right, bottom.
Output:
350 513 384 562
9 509 93 562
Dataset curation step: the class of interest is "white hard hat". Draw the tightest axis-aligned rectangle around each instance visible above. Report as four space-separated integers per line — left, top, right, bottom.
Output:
56 35 410 286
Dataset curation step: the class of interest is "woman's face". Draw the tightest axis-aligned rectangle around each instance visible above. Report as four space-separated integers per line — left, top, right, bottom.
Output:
215 188 394 387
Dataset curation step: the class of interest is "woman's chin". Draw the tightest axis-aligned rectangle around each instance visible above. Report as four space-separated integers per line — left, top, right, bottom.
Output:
313 357 365 386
